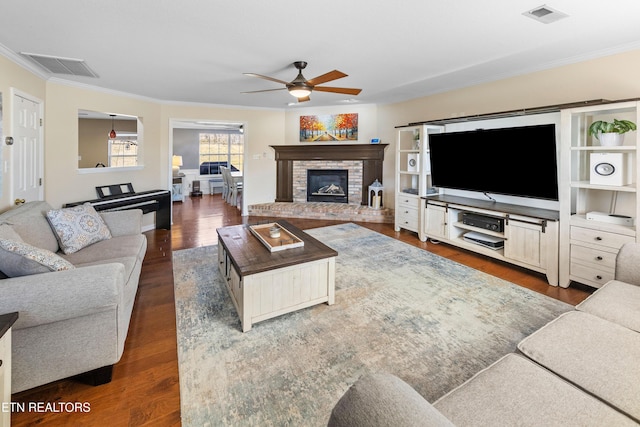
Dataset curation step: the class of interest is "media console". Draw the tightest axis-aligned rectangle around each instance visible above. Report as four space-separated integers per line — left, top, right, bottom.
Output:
422 195 560 286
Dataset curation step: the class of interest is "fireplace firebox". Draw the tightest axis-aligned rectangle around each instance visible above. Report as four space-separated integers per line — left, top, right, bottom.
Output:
307 169 348 203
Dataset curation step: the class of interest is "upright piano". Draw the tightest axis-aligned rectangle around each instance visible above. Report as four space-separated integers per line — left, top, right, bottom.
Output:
64 183 171 229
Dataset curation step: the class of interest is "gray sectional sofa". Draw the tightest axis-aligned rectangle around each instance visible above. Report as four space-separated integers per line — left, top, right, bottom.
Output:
0 201 146 393
329 243 640 426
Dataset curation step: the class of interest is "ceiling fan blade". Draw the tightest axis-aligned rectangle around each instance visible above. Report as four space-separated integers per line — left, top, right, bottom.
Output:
297 96 311 102
243 73 289 85
313 86 362 95
241 88 287 94
307 70 347 86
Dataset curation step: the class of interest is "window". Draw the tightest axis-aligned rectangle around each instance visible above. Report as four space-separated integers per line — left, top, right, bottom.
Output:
199 132 244 173
108 133 138 167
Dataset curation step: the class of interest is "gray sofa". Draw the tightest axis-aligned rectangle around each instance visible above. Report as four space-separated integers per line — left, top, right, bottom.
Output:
329 243 640 426
0 201 146 393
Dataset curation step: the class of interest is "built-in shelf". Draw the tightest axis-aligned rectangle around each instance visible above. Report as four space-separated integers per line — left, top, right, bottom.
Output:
570 146 637 151
570 181 636 192
559 100 640 288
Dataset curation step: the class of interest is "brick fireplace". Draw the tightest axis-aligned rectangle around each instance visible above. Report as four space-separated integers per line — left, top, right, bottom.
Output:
305 168 350 203
248 144 392 223
270 144 388 205
294 162 362 204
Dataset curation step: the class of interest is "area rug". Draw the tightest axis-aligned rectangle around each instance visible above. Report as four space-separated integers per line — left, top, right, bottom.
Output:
173 223 571 426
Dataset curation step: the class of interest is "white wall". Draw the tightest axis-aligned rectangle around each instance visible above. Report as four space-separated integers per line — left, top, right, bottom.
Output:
283 103 389 204
3 48 640 215
0 54 46 211
377 49 640 210
284 103 379 145
44 83 163 228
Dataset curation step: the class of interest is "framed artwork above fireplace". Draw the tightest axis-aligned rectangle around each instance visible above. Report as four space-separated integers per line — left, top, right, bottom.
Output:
299 113 358 142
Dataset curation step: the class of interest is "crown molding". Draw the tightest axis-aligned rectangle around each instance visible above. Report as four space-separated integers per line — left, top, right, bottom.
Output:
0 42 49 79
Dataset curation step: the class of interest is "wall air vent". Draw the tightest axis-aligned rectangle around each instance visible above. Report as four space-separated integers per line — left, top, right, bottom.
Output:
20 52 99 78
522 5 568 24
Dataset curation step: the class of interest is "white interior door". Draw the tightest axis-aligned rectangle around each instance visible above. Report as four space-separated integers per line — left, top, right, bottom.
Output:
11 91 43 205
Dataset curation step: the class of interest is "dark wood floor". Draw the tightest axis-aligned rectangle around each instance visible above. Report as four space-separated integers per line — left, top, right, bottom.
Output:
11 194 593 426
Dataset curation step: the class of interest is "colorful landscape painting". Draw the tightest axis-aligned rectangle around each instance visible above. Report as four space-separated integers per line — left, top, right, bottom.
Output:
300 113 358 142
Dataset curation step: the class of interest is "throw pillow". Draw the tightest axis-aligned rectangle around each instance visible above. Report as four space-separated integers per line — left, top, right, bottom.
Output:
0 238 75 277
46 204 112 254
0 224 24 241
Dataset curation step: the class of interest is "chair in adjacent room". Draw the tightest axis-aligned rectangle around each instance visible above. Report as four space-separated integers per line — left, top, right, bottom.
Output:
190 180 203 197
220 166 230 203
222 166 242 207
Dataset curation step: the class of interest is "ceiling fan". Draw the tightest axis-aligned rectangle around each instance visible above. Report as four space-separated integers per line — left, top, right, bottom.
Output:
242 61 362 102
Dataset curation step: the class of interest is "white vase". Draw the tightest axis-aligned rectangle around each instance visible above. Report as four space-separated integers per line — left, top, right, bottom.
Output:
599 133 624 146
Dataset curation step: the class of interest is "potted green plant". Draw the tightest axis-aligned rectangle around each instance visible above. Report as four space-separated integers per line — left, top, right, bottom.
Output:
588 119 637 146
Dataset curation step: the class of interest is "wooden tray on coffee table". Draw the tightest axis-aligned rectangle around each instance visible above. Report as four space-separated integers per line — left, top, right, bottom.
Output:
249 222 305 252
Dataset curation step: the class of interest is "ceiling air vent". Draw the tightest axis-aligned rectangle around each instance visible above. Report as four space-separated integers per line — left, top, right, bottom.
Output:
20 52 99 78
523 5 568 24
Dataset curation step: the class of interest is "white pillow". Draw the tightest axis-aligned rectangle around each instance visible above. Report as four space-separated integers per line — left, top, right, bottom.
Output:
46 204 112 254
0 238 75 277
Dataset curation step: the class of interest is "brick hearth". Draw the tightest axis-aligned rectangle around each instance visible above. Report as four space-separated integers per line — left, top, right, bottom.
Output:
248 202 393 223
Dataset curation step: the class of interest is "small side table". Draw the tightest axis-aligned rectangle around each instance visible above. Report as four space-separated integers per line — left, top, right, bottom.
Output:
0 312 18 427
172 175 185 202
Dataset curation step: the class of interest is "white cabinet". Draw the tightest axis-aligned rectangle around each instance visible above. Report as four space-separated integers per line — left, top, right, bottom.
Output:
424 195 559 285
0 330 9 427
559 101 640 288
395 124 443 238
504 215 559 285
423 203 448 240
172 176 185 202
396 194 421 233
217 239 336 332
568 225 634 288
0 313 17 427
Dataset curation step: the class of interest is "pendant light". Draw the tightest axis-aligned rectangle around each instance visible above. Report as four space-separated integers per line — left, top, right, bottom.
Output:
109 114 117 139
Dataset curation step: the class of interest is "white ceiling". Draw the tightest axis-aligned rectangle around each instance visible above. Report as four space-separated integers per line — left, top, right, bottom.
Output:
1 0 640 110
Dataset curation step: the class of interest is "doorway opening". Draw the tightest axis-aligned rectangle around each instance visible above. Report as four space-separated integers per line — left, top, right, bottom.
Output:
169 120 247 215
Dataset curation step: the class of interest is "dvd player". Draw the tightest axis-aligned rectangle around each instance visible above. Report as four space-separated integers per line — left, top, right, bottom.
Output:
462 212 504 232
463 231 505 250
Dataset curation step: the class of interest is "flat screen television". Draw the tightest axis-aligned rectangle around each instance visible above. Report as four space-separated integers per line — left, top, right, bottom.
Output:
428 124 559 200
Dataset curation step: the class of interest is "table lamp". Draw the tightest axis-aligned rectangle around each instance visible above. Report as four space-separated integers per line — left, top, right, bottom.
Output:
172 155 183 176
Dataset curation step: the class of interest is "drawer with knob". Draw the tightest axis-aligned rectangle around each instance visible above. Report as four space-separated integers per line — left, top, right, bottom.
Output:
396 209 419 231
570 261 614 288
396 196 420 232
570 244 617 271
397 196 420 210
570 226 634 250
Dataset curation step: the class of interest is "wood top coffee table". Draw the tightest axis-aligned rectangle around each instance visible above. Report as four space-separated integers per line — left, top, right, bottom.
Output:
216 220 338 332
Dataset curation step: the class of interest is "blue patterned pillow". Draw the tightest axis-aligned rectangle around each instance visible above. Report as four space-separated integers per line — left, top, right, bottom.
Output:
46 204 112 254
0 238 75 277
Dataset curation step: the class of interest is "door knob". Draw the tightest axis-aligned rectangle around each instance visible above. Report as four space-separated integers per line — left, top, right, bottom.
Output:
14 199 25 205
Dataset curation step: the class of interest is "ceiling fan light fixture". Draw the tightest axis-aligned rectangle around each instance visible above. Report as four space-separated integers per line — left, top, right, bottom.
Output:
288 83 312 98
245 61 360 103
